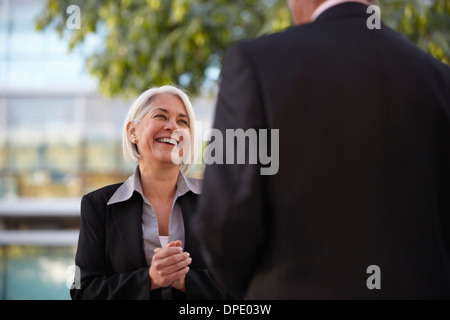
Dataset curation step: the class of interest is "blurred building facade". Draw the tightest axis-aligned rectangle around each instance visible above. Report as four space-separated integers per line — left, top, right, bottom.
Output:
0 0 214 299
0 0 134 299
0 0 135 200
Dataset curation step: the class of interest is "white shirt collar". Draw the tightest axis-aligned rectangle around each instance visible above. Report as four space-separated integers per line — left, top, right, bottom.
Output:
311 0 371 21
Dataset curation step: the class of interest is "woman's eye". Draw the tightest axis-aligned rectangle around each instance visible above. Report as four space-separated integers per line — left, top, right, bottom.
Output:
178 119 188 126
155 114 166 119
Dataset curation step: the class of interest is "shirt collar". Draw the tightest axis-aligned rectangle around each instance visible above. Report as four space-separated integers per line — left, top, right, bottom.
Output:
176 170 202 197
311 0 370 21
107 166 201 205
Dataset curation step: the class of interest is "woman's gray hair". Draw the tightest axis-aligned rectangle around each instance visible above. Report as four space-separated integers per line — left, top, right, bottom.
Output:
122 85 197 175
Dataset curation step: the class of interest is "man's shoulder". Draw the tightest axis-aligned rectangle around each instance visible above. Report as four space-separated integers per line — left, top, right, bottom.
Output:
227 24 318 61
379 24 450 77
233 27 300 48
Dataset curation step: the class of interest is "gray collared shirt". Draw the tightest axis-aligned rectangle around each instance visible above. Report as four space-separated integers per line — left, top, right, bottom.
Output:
107 166 202 266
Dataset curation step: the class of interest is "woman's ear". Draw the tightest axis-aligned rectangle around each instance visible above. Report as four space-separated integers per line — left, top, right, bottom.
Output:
127 121 137 141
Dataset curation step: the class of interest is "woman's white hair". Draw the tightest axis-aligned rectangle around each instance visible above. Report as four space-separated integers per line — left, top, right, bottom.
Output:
122 85 196 175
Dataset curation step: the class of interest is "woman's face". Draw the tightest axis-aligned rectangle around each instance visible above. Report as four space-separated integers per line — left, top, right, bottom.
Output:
130 93 190 168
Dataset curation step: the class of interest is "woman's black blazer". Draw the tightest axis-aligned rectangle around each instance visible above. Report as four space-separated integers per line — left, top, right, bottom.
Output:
70 182 224 300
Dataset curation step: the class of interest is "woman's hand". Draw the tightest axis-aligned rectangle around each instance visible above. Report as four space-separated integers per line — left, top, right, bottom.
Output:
149 240 191 291
170 270 187 292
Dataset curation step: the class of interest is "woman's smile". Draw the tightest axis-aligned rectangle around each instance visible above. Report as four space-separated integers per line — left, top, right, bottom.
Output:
156 137 178 146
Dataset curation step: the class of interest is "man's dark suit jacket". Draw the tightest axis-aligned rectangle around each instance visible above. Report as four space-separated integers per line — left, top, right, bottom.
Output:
70 182 223 300
195 2 450 299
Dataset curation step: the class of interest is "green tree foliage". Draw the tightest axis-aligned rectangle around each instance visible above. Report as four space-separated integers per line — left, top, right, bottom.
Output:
381 0 449 65
35 0 449 98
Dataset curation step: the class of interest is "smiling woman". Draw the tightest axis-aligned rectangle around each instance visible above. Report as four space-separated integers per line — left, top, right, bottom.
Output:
122 86 197 173
70 85 224 300
127 95 192 170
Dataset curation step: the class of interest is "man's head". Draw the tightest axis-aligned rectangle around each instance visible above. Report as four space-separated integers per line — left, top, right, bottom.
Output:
287 0 327 25
287 0 377 26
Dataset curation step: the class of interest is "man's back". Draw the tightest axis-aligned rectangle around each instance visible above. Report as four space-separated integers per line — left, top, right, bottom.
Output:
197 2 450 299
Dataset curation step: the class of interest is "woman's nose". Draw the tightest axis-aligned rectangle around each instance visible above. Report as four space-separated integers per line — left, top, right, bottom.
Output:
164 117 178 131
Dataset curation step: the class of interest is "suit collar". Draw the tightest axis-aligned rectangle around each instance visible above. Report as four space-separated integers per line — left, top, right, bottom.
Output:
312 0 370 21
314 1 370 23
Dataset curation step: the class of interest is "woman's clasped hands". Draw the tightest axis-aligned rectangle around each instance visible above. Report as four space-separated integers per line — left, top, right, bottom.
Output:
149 240 191 292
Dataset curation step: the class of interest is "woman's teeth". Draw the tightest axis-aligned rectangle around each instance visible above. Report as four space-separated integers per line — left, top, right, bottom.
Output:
157 138 178 146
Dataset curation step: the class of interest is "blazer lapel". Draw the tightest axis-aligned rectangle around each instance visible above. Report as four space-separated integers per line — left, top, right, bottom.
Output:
109 190 200 269
180 191 206 268
180 191 196 249
110 191 147 268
